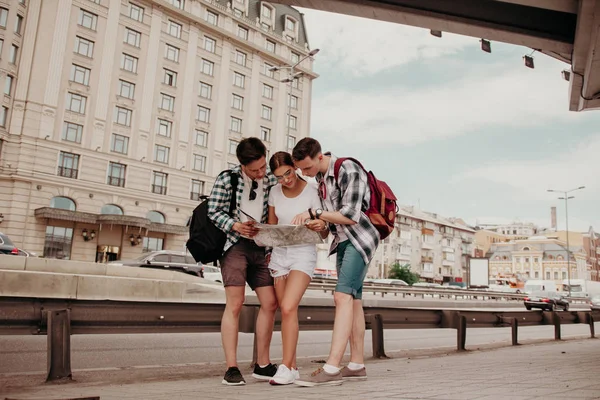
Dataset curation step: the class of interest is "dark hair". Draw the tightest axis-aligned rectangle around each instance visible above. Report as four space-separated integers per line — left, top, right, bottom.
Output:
236 137 267 166
269 151 294 172
292 137 321 161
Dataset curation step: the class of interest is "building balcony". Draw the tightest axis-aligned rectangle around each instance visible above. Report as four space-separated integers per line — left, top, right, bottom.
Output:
397 253 411 261
442 246 455 253
442 259 454 267
421 256 433 263
421 242 434 250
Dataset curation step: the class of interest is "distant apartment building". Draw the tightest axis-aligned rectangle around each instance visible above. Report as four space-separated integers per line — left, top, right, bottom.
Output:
487 236 588 285
366 206 475 283
0 0 316 262
474 229 510 257
476 221 538 239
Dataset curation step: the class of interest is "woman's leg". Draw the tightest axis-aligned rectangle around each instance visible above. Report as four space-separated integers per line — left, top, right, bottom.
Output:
279 270 312 369
273 275 288 365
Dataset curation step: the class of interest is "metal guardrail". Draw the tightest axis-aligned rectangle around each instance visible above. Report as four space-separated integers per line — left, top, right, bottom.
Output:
0 297 597 383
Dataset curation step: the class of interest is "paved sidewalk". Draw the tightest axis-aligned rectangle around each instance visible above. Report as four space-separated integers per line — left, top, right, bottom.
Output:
2 338 600 400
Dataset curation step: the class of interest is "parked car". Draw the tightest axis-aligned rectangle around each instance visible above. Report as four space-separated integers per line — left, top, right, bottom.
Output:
201 265 222 283
412 282 442 288
369 278 408 286
108 251 203 278
524 290 569 311
17 248 38 257
590 295 600 311
0 232 18 255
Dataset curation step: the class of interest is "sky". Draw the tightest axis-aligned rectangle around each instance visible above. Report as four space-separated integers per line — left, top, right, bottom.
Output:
299 8 600 233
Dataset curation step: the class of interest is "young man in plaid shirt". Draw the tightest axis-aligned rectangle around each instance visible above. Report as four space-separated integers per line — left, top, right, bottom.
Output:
207 137 279 385
291 137 380 386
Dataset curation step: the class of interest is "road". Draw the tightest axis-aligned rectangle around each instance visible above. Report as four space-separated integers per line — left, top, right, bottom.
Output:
1 323 596 374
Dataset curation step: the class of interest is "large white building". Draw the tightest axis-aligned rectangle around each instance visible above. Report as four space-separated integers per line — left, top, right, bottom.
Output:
0 0 316 262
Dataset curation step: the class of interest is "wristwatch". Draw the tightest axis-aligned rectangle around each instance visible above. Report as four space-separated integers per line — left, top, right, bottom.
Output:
315 208 323 219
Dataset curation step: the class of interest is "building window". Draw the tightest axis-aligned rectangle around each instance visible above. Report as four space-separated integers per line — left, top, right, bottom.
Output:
66 92 87 114
193 154 206 172
129 3 144 22
118 79 135 99
233 8 243 17
157 118 172 137
62 122 83 143
147 210 165 223
562 271 567 279
554 271 558 279
545 271 551 280
197 106 210 122
233 72 245 88
107 162 126 187
206 10 218 25
151 172 168 195
124 28 141 47
0 40 4 57
228 139 238 155
260 126 271 142
121 53 138 73
0 106 7 127
165 44 179 62
50 196 76 211
114 106 132 126
534 271 539 278
288 115 297 129
262 4 272 19
44 226 74 260
199 81 212 99
190 179 205 200
265 39 276 53
263 84 273 99
58 151 80 179
235 50 246 66
143 237 163 252
195 130 207 147
288 94 298 109
70 64 90 85
168 0 184 9
230 116 242 133
286 18 296 33
9 44 18 64
237 25 248 40
201 59 214 76
168 20 182 38
78 9 98 30
292 77 299 89
163 69 177 86
154 145 170 164
160 93 175 111
264 63 274 78
287 135 296 149
111 133 129 154
4 75 13 96
0 8 7 28
290 51 300 64
74 36 94 57
232 94 243 110
261 105 272 121
204 36 216 53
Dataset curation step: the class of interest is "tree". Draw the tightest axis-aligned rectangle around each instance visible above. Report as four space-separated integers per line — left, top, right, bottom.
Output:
388 263 420 285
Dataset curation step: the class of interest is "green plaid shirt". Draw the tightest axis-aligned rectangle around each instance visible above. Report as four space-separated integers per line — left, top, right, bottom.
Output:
207 165 277 252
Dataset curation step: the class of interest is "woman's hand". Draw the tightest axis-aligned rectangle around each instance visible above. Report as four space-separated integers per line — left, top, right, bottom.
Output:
291 211 311 225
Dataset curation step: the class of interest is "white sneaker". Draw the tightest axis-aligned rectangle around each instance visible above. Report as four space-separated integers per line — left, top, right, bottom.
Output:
269 364 296 385
293 368 300 381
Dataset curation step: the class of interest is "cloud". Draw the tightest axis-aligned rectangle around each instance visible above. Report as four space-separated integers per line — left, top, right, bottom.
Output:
300 8 476 76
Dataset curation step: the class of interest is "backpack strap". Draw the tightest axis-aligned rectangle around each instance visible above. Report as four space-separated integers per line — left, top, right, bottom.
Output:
333 157 367 182
228 170 239 215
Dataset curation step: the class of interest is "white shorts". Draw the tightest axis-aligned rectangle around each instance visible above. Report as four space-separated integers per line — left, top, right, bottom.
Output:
268 245 317 279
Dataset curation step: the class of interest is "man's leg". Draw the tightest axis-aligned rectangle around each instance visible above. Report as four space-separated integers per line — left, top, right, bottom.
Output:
348 299 365 364
326 292 354 367
254 285 278 366
222 285 246 368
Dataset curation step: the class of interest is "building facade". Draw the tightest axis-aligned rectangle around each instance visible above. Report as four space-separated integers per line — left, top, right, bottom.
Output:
0 0 316 262
366 206 475 283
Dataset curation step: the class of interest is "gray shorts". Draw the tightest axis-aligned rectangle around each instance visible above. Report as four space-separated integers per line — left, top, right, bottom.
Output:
220 239 274 290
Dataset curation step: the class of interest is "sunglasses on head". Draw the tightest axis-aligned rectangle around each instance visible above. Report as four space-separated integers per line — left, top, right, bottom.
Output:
249 180 258 201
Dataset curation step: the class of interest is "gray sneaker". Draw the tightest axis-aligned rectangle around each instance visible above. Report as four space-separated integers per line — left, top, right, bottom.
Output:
294 367 343 387
340 366 367 380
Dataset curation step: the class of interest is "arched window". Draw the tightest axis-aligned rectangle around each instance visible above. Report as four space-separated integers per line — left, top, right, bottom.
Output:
147 210 165 223
522 246 530 251
50 196 76 211
557 255 564 261
101 204 123 215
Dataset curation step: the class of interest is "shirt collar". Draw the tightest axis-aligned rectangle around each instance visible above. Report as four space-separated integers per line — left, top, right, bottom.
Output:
322 152 337 181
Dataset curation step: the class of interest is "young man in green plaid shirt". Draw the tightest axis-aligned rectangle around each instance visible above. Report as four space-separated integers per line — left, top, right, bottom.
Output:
207 138 278 385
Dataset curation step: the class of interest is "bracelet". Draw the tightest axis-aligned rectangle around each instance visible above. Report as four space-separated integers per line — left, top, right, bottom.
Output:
308 208 315 220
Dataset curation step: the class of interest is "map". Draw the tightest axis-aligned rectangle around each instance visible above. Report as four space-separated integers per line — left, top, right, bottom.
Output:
253 224 324 247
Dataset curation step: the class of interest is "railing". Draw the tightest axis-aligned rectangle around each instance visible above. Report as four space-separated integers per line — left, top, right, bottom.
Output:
57 166 78 179
1 296 597 383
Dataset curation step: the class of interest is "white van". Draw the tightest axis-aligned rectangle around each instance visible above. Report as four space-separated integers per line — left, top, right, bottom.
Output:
524 280 557 294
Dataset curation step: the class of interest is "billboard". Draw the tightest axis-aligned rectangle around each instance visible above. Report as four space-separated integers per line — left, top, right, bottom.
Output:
468 257 489 288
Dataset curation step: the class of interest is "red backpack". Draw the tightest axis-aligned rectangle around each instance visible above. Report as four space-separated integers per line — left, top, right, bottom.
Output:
334 157 398 240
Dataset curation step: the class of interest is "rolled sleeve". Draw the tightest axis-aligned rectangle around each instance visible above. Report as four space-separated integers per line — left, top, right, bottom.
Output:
338 170 366 223
207 173 236 233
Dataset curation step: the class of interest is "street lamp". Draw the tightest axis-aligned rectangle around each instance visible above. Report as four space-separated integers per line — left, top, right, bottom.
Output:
269 48 319 151
547 186 585 297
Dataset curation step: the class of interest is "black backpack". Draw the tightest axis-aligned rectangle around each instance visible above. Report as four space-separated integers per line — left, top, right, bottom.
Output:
186 170 238 264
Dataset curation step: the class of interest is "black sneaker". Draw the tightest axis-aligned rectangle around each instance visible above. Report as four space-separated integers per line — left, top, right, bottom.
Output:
252 363 278 381
222 366 246 386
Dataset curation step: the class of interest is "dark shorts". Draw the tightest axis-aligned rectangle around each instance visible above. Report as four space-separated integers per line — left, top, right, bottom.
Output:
220 239 274 290
335 240 369 300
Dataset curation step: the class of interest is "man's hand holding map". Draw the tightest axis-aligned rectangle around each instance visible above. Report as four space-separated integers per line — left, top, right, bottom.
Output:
253 223 324 247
